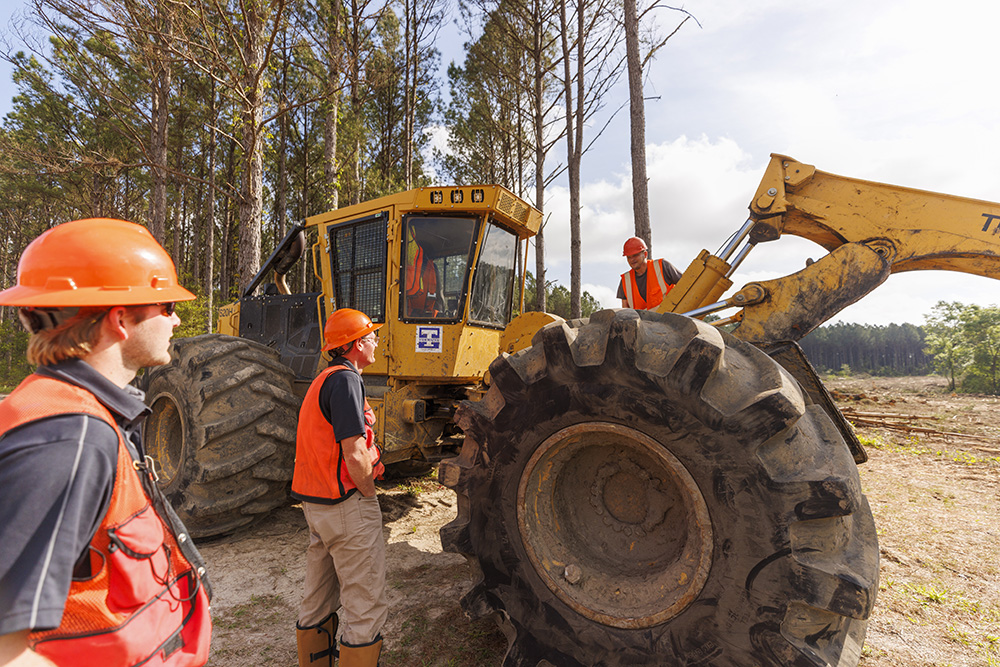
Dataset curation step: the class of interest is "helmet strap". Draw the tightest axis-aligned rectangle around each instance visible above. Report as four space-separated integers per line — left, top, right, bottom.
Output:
18 307 81 334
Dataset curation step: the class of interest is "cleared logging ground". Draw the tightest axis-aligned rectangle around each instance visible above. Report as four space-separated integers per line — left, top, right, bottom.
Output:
826 376 1000 667
202 375 1000 666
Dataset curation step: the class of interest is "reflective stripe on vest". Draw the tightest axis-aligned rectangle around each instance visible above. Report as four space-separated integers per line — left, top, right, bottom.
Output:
620 260 673 310
405 244 425 295
291 365 384 505
0 374 211 667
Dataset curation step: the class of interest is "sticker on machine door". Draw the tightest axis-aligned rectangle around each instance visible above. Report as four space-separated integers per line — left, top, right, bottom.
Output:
416 326 442 353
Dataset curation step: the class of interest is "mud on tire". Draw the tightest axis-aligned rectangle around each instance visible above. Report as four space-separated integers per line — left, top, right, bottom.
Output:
439 309 878 667
144 334 299 538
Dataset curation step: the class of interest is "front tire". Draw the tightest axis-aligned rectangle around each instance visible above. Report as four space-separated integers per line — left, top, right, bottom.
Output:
144 334 300 538
439 309 878 666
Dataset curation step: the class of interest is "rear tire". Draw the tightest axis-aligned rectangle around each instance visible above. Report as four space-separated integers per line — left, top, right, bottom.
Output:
440 309 878 666
144 334 299 538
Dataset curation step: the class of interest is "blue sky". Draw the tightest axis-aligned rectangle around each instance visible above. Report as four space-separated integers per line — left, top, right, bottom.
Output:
3 0 999 326
0 4 19 114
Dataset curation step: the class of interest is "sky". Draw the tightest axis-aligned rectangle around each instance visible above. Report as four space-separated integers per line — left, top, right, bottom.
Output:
2 0 999 326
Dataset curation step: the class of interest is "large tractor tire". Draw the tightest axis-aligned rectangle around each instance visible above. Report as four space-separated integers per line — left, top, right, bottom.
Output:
144 334 299 538
439 309 878 667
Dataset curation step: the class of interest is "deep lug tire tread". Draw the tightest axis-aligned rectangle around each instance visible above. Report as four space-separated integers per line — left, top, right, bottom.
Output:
440 310 878 666
145 334 299 538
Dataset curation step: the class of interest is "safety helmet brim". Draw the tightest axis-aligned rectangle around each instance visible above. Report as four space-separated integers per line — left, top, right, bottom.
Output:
0 283 197 308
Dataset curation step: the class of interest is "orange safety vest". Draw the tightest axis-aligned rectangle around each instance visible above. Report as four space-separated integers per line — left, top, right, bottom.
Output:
0 374 211 667
291 365 384 504
620 259 673 309
405 243 439 316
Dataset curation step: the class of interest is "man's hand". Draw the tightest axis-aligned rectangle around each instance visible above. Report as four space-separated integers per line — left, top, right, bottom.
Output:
0 632 57 667
340 435 376 497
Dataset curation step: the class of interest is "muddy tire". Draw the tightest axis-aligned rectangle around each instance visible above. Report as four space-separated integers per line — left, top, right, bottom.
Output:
439 309 878 667
144 334 299 538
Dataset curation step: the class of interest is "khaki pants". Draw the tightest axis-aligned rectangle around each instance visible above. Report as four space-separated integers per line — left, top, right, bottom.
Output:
298 494 388 645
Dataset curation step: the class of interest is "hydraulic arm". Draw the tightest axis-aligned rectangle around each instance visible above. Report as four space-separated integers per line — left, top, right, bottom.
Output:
660 154 1000 344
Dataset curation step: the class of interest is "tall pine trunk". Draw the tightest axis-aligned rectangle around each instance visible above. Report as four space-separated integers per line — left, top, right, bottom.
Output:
323 0 342 210
532 5 547 313
204 80 218 331
236 1 268 294
624 0 650 248
149 21 170 244
560 0 583 319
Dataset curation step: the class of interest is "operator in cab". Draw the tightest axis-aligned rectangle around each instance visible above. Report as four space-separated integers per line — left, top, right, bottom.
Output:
617 236 682 310
404 226 440 317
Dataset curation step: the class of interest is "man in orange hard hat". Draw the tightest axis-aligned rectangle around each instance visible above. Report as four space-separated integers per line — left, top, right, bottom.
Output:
292 308 387 667
0 219 212 667
618 236 683 310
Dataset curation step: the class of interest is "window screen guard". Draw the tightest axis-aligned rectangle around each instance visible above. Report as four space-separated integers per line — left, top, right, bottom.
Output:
329 213 388 322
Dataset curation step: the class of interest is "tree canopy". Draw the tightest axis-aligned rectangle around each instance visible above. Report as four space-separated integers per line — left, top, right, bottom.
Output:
923 301 1000 395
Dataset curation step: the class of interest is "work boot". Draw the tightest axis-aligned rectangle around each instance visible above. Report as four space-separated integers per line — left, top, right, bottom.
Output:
338 635 383 667
296 613 338 667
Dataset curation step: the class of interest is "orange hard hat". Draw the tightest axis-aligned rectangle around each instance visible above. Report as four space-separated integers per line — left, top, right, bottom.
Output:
622 236 648 256
0 218 196 308
322 308 383 351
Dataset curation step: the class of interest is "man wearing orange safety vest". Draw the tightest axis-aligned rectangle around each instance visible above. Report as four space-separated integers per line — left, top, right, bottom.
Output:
0 219 212 667
617 236 683 310
404 227 439 317
292 308 387 667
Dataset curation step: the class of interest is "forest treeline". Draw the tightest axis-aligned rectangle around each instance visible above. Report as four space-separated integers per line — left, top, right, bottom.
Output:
1 5 997 394
795 301 1000 396
5 292 1000 393
798 321 930 377
0 298 933 388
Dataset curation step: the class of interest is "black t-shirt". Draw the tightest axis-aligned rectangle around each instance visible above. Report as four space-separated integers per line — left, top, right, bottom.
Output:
317 357 367 441
0 360 149 634
616 258 683 301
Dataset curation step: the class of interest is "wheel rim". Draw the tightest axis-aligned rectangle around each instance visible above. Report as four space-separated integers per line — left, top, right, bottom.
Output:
146 393 185 488
517 422 713 629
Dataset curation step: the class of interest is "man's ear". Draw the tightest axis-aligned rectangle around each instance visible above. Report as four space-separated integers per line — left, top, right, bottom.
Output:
104 306 130 341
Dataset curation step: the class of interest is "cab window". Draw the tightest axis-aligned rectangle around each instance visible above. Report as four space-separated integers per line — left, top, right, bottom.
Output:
469 222 518 327
402 216 477 320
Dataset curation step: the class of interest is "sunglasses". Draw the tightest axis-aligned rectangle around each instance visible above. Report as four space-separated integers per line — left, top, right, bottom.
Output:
154 302 177 316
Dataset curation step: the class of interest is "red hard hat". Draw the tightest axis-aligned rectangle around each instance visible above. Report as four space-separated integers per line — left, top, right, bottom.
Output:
323 308 383 351
622 237 648 256
0 218 196 308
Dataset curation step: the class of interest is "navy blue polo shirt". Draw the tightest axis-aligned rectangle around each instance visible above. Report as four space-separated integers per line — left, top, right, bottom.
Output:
316 357 367 441
0 359 149 635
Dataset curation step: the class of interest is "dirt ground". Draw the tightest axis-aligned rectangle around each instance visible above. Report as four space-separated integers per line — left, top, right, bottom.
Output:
201 375 1000 666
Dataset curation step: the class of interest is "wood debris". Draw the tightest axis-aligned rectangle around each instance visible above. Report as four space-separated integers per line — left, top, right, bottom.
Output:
839 408 1000 454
